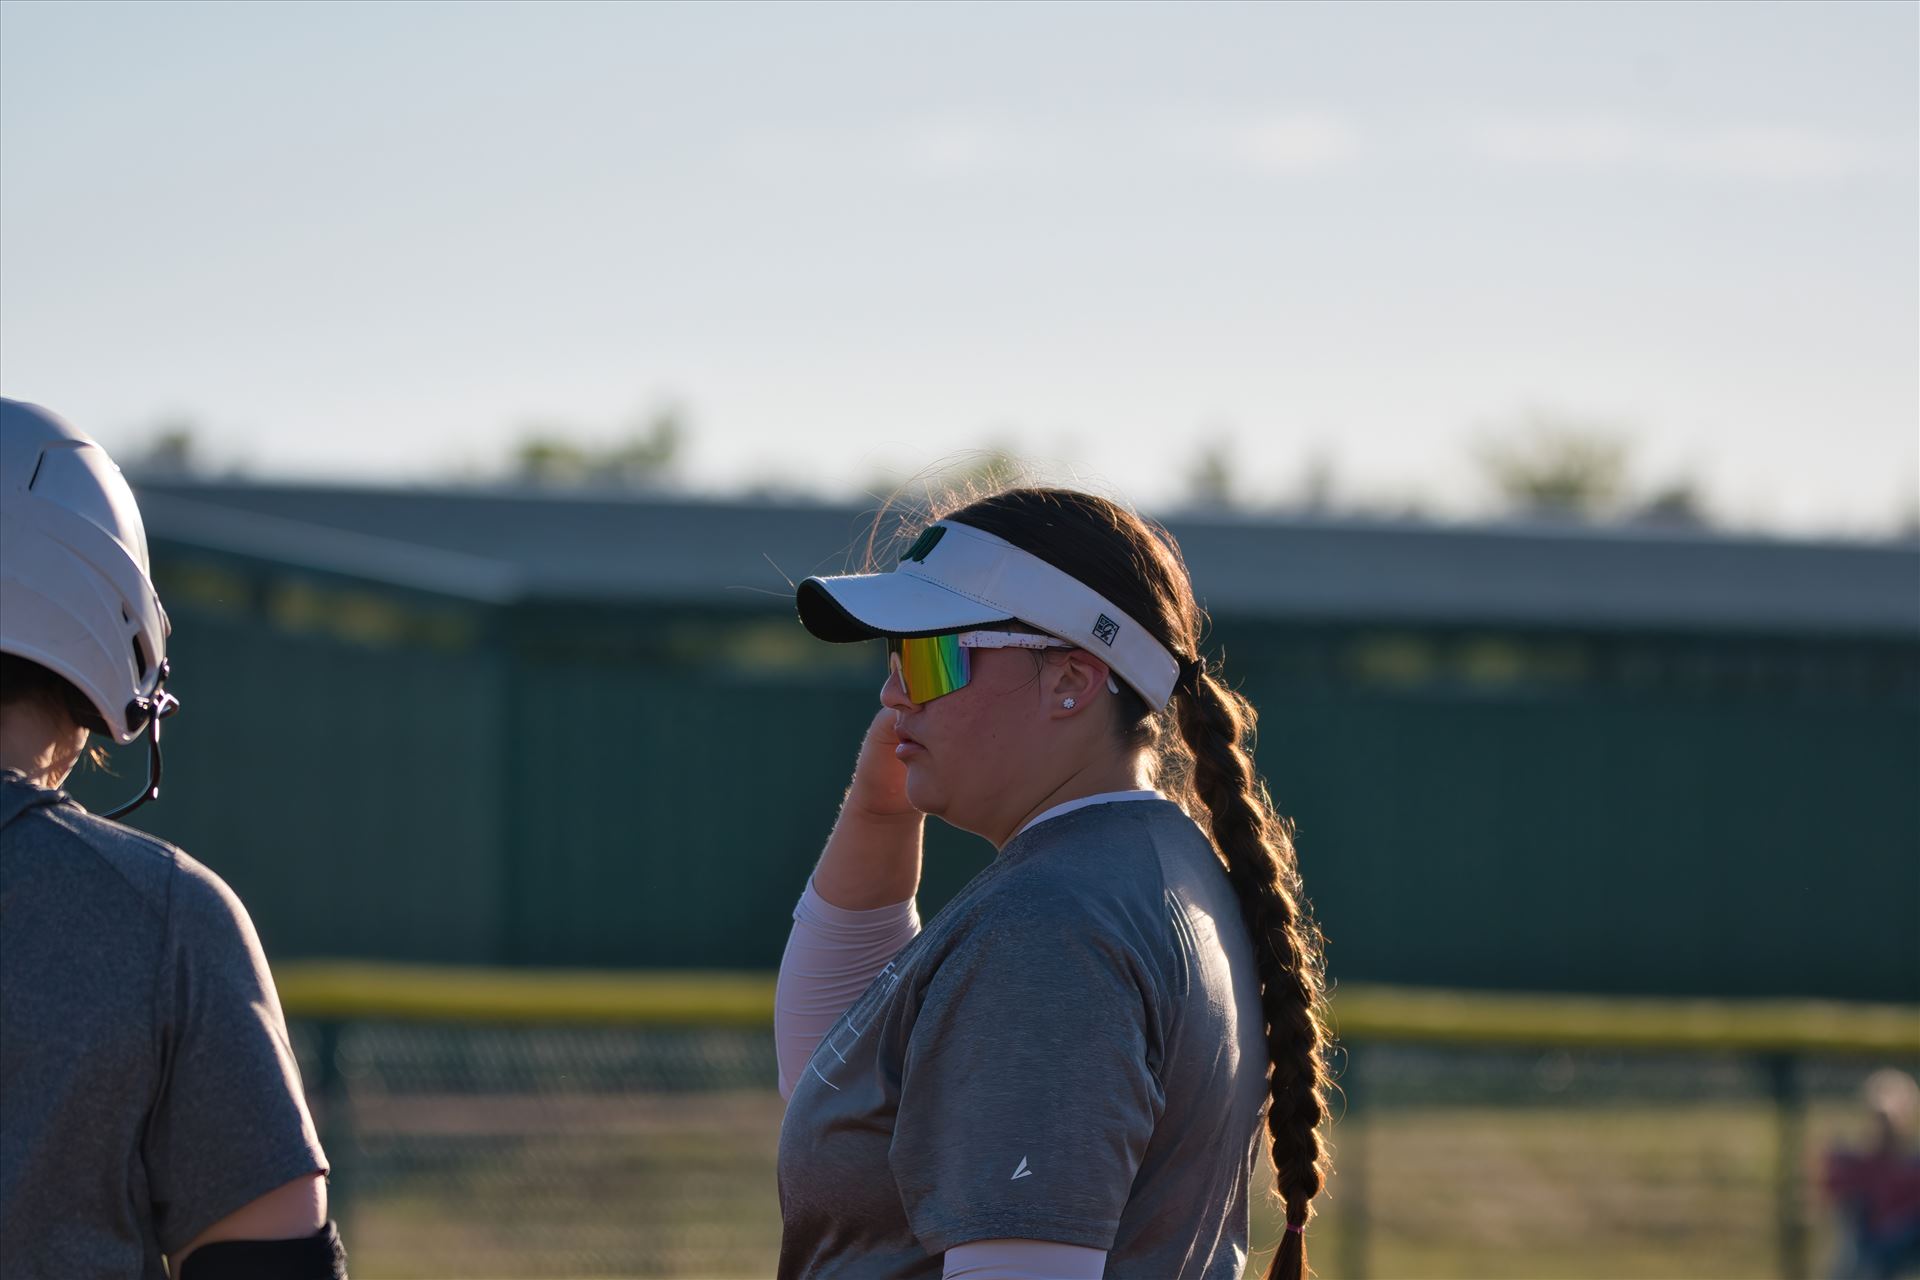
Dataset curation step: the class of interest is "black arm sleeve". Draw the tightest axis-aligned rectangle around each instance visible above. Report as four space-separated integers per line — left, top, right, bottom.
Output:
177 1222 348 1280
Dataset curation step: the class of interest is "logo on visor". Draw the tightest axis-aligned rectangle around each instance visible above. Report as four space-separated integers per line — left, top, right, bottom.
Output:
902 526 947 564
1092 614 1120 646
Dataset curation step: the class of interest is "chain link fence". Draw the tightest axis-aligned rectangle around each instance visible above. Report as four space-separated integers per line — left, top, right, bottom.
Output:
287 1013 1917 1280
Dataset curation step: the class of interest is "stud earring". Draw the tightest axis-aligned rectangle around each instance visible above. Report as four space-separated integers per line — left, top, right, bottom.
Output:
1062 697 1076 710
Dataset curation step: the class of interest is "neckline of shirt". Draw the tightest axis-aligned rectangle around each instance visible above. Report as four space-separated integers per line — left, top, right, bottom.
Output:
1008 790 1167 844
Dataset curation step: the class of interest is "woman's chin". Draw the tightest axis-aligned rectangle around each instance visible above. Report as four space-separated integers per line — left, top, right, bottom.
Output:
903 772 946 817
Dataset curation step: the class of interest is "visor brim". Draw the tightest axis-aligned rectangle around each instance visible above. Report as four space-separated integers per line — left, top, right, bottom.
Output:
797 572 1015 643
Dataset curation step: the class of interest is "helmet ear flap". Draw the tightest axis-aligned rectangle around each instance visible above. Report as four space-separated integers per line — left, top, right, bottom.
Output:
120 657 178 738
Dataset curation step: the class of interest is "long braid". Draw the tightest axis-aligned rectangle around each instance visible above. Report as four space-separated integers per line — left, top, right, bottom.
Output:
936 486 1332 1277
1174 665 1330 1280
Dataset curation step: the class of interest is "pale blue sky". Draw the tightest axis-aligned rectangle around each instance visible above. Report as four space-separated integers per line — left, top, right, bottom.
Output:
2 0 1914 531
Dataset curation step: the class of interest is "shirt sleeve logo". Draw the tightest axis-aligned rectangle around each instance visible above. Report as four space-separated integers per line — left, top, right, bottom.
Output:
1092 614 1120 647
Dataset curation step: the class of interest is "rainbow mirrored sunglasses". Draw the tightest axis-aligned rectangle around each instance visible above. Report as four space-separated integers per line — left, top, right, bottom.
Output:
886 630 1076 703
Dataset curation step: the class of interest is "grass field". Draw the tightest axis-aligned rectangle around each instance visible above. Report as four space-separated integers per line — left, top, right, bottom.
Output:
279 994 1914 1280
331 1088 1863 1280
1281 1102 1847 1280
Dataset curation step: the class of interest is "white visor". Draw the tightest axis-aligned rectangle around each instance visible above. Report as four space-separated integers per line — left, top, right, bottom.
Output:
796 519 1182 709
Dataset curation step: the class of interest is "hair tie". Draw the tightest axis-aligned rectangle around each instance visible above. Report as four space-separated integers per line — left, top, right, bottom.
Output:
1176 655 1205 694
1285 1223 1305 1235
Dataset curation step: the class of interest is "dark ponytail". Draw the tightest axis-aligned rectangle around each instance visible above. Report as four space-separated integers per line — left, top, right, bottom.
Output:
937 487 1332 1279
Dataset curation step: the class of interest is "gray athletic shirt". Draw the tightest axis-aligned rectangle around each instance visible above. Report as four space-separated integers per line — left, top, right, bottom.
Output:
0 773 327 1277
777 799 1270 1279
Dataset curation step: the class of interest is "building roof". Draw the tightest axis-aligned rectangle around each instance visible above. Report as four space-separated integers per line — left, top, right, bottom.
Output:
133 479 1920 637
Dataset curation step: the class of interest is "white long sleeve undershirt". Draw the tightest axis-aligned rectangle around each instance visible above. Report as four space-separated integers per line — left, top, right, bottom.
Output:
942 1238 1108 1278
774 878 921 1101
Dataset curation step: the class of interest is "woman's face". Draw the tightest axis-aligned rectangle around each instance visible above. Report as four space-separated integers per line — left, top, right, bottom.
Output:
881 642 1065 843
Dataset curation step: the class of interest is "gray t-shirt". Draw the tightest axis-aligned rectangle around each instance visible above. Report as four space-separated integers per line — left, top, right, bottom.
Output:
777 799 1270 1279
0 772 327 1277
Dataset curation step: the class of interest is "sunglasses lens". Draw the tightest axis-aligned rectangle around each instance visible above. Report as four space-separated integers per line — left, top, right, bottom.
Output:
889 634 969 702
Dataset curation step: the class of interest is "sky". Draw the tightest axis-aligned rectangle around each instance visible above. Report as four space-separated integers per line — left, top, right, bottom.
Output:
1 0 1915 534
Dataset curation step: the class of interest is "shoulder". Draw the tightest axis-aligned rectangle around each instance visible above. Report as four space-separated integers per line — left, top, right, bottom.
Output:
2 779 192 922
995 799 1213 914
995 818 1157 919
2 780 257 947
1008 799 1182 878
159 846 263 955
946 802 1196 972
992 801 1238 986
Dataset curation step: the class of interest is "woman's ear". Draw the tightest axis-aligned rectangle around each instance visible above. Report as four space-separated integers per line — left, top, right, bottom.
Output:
1043 652 1115 720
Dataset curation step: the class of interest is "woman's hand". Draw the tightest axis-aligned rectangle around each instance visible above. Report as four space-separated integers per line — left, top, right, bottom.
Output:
843 706 915 821
811 708 924 909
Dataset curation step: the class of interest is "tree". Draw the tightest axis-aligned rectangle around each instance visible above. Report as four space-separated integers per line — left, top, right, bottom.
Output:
1183 439 1237 510
1294 449 1338 515
510 404 685 489
121 418 204 477
1630 479 1714 530
511 432 592 485
1476 413 1631 521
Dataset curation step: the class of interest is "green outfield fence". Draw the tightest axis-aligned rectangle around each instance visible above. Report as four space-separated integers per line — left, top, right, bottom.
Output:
276 964 1920 1280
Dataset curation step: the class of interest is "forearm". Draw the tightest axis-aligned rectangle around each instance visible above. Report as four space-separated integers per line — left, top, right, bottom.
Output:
810 792 924 909
775 879 920 1098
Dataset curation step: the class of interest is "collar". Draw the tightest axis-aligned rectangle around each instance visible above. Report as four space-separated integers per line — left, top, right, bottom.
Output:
1008 789 1166 844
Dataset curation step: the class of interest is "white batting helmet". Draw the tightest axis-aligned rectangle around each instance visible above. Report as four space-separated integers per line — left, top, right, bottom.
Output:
0 397 170 744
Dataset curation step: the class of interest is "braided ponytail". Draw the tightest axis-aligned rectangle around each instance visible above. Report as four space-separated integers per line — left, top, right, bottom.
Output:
933 486 1332 1277
1174 664 1330 1280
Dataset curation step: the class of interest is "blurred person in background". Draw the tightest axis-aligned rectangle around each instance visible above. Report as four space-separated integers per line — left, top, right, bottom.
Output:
0 398 347 1279
773 487 1330 1280
1825 1068 1920 1279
